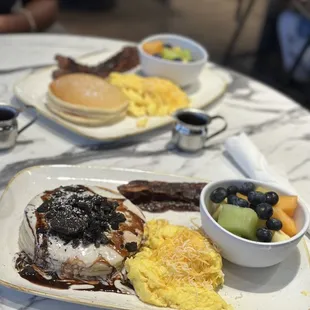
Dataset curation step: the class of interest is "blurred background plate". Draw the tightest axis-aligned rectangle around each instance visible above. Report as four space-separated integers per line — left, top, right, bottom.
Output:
14 50 227 141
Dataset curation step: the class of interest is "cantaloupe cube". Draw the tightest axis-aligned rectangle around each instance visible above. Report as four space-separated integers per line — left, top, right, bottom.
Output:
255 186 269 193
275 196 298 217
143 41 163 55
273 207 297 237
236 193 247 200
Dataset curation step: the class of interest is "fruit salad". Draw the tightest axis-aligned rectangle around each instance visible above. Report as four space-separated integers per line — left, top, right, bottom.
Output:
210 182 298 243
142 40 192 62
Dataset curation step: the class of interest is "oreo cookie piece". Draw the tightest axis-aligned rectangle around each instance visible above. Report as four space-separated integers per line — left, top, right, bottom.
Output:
125 242 138 252
49 211 88 236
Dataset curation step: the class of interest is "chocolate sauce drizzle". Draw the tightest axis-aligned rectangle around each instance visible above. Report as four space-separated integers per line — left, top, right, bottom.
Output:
16 185 144 293
15 252 127 293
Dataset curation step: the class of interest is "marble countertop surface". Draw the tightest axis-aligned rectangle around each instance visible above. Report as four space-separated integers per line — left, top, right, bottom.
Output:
0 34 309 310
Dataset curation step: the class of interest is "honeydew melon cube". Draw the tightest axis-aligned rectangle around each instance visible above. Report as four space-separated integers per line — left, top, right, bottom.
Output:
271 230 290 242
218 204 259 241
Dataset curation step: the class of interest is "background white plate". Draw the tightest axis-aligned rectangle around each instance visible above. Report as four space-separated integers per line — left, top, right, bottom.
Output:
13 50 227 141
0 165 309 310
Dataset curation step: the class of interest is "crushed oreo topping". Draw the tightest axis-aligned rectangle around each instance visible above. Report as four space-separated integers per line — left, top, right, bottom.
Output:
49 211 88 236
36 201 51 213
38 185 127 248
125 242 138 252
110 213 126 230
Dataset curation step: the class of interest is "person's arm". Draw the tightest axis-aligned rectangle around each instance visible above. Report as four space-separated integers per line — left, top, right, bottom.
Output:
0 0 58 33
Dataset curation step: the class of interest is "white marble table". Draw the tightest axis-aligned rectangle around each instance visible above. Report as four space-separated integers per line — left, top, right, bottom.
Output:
0 34 310 310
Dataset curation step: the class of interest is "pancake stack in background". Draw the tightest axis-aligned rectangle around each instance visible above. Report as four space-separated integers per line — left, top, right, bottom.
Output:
47 73 128 127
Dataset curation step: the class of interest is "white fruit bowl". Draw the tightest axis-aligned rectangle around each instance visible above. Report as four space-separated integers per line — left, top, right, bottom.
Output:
200 179 310 268
138 33 208 87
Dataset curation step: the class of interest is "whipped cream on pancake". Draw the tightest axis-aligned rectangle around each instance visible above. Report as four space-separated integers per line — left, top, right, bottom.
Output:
16 185 145 289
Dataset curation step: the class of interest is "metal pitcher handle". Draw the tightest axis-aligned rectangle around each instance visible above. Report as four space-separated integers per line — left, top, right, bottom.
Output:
18 106 38 134
207 115 228 140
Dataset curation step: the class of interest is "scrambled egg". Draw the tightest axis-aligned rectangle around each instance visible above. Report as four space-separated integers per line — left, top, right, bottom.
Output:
108 73 190 122
136 117 148 128
125 220 232 310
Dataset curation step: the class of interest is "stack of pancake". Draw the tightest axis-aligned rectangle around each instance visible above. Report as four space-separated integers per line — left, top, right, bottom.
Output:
47 73 128 127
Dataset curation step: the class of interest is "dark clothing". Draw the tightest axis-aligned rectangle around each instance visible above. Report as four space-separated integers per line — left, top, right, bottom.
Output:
60 0 116 11
0 0 29 13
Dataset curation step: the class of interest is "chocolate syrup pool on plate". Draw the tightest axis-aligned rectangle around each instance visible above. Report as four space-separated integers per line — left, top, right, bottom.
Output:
15 252 129 293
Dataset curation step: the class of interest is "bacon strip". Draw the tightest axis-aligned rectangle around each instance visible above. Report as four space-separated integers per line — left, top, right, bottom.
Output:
52 46 139 79
118 180 207 212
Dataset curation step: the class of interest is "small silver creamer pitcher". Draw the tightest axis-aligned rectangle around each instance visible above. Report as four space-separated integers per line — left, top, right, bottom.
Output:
0 104 37 150
171 108 228 152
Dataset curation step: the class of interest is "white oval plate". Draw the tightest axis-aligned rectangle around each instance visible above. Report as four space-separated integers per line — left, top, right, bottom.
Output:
13 50 227 141
0 165 309 310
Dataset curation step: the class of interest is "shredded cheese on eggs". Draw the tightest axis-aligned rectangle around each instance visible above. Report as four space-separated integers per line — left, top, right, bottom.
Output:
125 220 232 310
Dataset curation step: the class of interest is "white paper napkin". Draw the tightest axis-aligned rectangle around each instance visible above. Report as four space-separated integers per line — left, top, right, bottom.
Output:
224 132 310 234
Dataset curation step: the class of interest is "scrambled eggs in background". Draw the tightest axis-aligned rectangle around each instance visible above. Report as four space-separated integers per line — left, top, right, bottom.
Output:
109 73 189 118
125 220 232 310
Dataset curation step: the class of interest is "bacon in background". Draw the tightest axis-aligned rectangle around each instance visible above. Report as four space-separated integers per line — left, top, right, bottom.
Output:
52 46 139 79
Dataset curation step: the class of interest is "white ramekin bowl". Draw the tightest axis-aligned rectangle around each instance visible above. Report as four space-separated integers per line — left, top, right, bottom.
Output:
138 33 208 87
200 179 309 268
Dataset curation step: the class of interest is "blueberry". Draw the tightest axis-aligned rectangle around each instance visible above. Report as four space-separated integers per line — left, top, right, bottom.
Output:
247 191 256 202
153 53 162 58
227 195 239 205
256 228 273 242
237 198 249 208
239 182 255 195
248 191 266 206
265 191 279 206
163 43 172 48
210 187 227 203
256 203 273 220
266 218 282 231
227 185 238 196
